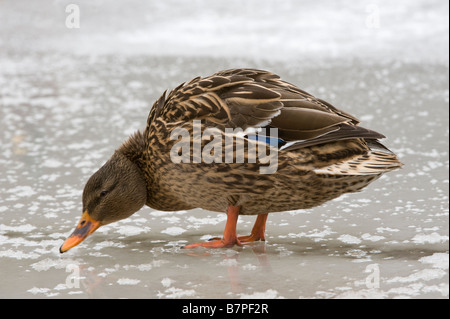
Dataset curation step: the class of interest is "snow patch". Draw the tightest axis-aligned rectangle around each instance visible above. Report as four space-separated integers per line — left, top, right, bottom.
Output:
412 233 449 244
338 234 362 244
161 227 186 236
161 277 173 288
115 225 150 236
117 278 141 285
240 289 282 299
419 253 449 270
0 224 36 233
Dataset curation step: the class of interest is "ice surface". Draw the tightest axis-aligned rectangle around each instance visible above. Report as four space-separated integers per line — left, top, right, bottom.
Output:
1 0 448 63
0 0 448 299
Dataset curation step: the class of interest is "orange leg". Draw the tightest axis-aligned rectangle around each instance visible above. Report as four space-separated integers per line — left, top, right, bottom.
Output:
183 205 242 249
238 213 268 243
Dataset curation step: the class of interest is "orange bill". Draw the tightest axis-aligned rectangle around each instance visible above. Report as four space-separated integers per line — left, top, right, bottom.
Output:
59 210 101 253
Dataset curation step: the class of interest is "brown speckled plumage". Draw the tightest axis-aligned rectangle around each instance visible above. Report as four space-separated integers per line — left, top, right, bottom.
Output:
127 68 401 214
60 68 402 252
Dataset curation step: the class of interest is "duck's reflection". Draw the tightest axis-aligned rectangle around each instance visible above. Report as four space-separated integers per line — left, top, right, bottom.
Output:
79 264 104 296
184 241 272 294
60 240 273 297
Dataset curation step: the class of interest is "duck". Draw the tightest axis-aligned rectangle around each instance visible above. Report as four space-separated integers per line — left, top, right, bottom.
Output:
60 68 402 253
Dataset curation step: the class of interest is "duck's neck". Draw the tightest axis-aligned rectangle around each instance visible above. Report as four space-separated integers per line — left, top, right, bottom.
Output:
117 131 145 161
116 130 148 177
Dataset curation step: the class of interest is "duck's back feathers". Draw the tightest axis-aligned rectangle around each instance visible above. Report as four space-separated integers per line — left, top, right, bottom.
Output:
140 68 402 213
147 68 385 151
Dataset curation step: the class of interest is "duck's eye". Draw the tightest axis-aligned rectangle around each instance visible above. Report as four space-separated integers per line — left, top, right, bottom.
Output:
100 190 108 197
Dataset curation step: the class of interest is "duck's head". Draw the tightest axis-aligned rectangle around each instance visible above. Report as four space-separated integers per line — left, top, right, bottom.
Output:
60 152 147 253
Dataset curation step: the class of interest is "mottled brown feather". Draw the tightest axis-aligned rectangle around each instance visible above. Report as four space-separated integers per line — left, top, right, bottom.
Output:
136 68 402 214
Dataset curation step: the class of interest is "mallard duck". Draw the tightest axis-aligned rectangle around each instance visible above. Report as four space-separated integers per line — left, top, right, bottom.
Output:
60 68 402 252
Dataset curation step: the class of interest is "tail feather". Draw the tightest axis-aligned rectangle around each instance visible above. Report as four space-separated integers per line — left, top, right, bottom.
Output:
313 142 403 176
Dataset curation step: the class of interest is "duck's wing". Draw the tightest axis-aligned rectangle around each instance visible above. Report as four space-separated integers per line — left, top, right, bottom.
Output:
148 68 384 150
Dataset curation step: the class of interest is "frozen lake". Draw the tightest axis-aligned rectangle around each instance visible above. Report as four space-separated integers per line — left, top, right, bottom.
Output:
0 0 448 299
